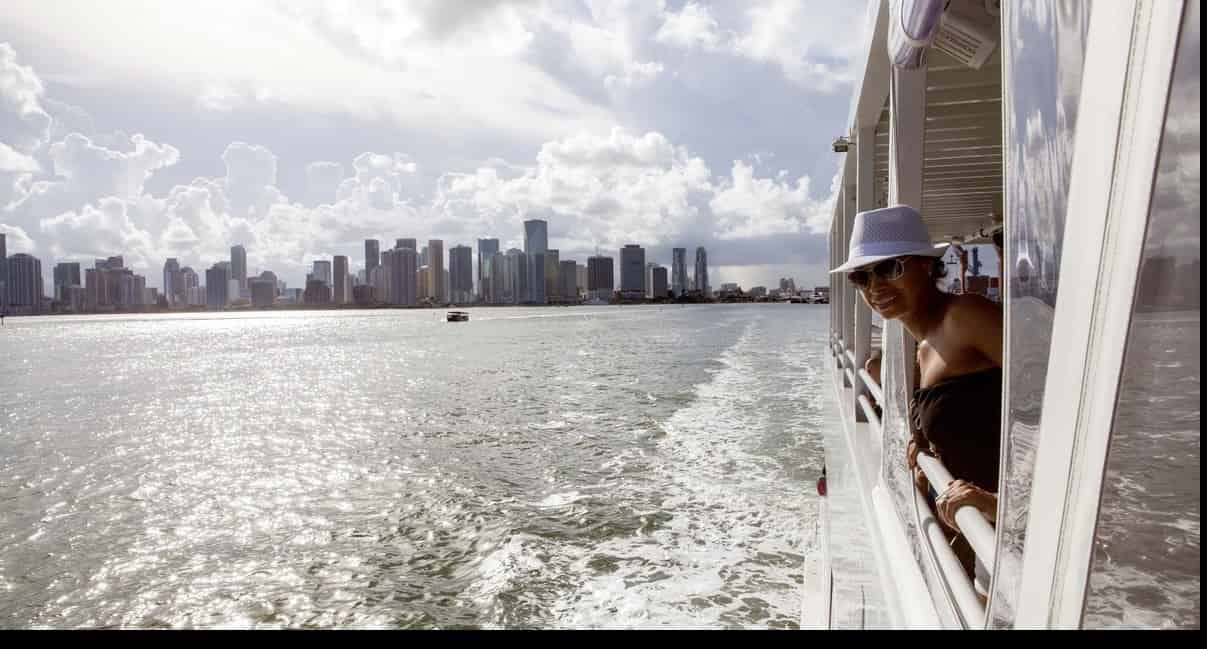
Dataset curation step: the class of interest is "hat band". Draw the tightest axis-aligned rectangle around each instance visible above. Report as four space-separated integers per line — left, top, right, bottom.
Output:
849 240 934 257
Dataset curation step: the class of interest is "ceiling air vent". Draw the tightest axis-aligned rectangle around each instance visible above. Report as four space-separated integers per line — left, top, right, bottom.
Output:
933 0 999 69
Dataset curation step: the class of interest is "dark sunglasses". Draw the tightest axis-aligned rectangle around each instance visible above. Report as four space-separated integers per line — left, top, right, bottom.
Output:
847 257 906 288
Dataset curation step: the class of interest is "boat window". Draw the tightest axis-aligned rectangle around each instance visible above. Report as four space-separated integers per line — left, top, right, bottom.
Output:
988 0 1090 628
1082 2 1200 629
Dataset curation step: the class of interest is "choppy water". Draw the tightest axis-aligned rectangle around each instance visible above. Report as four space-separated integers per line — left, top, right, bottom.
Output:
0 305 829 629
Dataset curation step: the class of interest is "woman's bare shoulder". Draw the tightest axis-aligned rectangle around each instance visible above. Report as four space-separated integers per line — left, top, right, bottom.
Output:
944 293 1002 330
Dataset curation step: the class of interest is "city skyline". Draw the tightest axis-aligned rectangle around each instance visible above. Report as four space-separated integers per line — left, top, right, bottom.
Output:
0 0 882 297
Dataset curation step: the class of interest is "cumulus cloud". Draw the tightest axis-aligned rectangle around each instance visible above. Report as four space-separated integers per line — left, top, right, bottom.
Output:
655 2 723 50
0 43 51 153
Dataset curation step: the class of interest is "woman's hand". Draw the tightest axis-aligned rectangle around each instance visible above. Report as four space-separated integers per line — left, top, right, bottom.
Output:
906 439 928 493
935 479 997 529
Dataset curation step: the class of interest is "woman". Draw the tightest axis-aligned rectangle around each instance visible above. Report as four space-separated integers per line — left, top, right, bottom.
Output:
831 204 1002 568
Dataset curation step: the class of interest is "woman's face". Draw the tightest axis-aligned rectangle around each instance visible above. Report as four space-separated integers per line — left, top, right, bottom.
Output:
853 256 933 320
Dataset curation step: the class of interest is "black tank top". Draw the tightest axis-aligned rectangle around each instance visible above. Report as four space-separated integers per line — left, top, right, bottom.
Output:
910 367 1003 492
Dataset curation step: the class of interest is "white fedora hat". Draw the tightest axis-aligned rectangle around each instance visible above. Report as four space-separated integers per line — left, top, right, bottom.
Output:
830 204 947 274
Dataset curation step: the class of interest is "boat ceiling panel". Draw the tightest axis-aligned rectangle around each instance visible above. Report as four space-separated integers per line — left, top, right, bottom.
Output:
922 47 1003 240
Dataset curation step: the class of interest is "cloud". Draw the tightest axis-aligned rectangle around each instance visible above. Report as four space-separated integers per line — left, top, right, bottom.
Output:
655 2 723 50
0 222 35 253
305 161 345 206
0 42 51 153
0 3 615 143
730 0 866 92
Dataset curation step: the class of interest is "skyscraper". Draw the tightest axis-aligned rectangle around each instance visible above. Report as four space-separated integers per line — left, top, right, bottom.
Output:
694 246 710 297
206 262 230 308
0 232 7 312
645 262 658 298
652 266 668 299
544 249 560 301
529 252 546 304
559 260 577 302
620 245 645 299
333 255 349 304
449 245 473 304
576 264 587 300
523 220 548 254
396 238 416 251
506 248 528 304
524 220 548 304
587 255 614 301
5 253 43 311
54 262 82 301
312 260 332 286
427 240 444 304
251 278 275 307
488 251 507 304
365 239 380 276
672 248 688 297
477 238 499 302
163 258 180 305
230 245 247 291
384 247 418 306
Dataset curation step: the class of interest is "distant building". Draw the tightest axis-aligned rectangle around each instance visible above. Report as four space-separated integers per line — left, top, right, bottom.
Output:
353 284 374 306
694 247 710 297
304 278 331 305
544 249 560 301
427 240 445 304
750 286 767 298
651 266 668 299
311 260 331 287
587 255 614 301
477 238 500 302
645 262 658 298
162 258 180 305
206 262 230 308
250 278 275 307
231 245 247 291
672 248 688 297
0 233 7 312
524 220 548 254
619 245 645 299
529 252 547 304
449 245 473 304
333 255 349 304
54 262 82 302
559 260 577 302
5 253 43 312
576 264 587 299
365 239 380 276
488 251 507 304
507 249 529 304
418 265 430 302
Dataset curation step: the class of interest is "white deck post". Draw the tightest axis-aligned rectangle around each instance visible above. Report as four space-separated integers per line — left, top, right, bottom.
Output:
853 126 876 421
888 65 927 394
841 179 856 387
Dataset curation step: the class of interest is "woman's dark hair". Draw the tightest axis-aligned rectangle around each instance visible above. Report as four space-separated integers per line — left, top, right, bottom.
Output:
992 230 1004 249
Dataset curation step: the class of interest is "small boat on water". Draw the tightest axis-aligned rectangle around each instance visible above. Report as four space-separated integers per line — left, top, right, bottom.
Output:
446 311 469 322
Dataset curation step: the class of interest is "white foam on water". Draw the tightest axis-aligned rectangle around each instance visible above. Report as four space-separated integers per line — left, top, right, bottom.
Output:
551 315 822 628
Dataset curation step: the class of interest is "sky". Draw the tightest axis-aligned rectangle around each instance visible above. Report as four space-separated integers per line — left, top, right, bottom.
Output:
1 0 877 291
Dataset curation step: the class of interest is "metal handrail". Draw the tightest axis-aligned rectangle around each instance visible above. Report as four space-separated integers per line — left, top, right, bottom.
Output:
857 368 884 405
845 349 857 369
844 367 856 387
916 452 997 574
914 487 986 628
857 394 880 429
